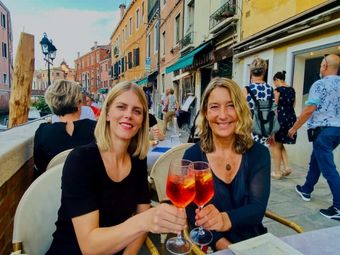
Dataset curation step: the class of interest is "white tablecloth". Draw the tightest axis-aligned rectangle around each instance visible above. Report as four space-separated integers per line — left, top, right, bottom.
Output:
212 225 340 255
147 139 180 171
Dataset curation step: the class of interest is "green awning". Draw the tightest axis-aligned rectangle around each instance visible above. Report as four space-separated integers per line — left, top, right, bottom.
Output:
165 43 210 73
98 88 109 94
136 77 148 86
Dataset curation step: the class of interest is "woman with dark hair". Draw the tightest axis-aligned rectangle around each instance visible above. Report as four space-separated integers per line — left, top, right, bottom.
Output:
271 70 297 179
33 79 96 178
242 57 274 146
184 77 270 251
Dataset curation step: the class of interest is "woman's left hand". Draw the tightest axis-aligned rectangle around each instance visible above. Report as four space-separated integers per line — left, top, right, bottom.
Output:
195 204 230 232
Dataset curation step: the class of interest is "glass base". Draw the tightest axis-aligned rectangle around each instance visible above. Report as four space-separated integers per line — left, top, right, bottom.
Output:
190 227 213 246
166 236 192 255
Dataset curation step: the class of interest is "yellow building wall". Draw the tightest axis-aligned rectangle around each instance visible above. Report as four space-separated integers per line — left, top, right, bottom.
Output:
241 0 329 39
233 27 340 168
111 0 147 82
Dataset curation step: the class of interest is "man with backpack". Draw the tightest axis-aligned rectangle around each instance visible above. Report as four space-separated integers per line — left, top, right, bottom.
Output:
288 54 340 221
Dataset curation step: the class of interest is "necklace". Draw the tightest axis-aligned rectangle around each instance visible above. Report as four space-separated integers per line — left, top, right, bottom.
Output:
225 163 232 171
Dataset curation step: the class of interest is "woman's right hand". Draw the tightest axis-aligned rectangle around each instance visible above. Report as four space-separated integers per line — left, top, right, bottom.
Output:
146 203 187 234
195 204 231 232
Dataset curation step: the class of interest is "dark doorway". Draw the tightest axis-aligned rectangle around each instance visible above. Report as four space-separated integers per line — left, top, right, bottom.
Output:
303 57 322 95
200 68 212 96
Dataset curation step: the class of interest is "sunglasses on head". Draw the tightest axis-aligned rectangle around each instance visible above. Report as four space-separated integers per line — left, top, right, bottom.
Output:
322 54 329 67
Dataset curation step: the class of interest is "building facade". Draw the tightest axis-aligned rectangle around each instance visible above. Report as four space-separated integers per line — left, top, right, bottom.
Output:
99 57 111 89
32 61 76 96
110 2 147 85
232 0 340 167
159 0 184 117
161 0 240 127
0 2 13 113
74 42 110 95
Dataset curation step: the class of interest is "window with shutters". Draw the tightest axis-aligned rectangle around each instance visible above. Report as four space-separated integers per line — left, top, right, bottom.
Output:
128 52 133 69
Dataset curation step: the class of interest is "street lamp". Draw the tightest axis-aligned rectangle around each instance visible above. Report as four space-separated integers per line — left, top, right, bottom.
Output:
39 33 57 86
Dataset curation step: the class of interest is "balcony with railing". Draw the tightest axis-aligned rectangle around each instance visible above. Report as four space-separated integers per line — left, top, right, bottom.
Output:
209 1 236 31
179 31 194 51
113 46 119 58
148 0 159 21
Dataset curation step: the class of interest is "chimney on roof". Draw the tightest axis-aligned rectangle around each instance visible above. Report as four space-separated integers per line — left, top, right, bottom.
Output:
94 41 98 48
119 4 126 20
77 52 80 59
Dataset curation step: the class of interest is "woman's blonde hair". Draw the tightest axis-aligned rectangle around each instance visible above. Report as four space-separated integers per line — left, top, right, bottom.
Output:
250 57 267 77
45 79 82 116
196 77 253 154
95 81 149 159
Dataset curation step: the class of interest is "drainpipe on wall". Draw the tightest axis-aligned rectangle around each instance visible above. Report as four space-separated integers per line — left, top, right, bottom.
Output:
156 0 161 117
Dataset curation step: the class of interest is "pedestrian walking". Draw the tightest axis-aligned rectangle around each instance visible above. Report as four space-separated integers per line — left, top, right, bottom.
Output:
271 71 297 179
163 88 179 134
242 57 276 147
288 54 340 221
160 88 170 120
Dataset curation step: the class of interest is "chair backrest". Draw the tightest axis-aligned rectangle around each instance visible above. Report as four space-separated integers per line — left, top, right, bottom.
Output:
46 148 73 170
149 143 193 202
12 163 64 254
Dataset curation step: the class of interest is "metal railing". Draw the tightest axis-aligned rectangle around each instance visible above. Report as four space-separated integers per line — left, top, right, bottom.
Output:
148 0 159 21
209 1 236 30
179 32 194 49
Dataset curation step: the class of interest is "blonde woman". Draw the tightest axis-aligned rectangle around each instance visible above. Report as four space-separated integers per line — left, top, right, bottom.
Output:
34 79 96 178
184 77 270 251
47 81 186 255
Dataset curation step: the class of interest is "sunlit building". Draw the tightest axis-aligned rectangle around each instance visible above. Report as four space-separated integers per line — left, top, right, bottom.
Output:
74 42 110 95
232 0 340 166
0 2 13 113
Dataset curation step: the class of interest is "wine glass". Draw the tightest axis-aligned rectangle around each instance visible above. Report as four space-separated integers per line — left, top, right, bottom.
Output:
166 159 196 255
190 161 215 246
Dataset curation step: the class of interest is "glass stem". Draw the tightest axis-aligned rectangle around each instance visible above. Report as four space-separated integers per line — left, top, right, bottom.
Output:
198 205 205 235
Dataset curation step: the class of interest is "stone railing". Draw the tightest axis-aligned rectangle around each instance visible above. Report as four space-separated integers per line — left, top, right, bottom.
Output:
0 119 46 254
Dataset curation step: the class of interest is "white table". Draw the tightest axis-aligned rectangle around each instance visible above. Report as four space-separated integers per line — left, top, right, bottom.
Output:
147 139 180 171
212 226 340 255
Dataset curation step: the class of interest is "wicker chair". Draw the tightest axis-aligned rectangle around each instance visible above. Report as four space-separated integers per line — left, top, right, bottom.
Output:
12 163 159 255
148 143 304 254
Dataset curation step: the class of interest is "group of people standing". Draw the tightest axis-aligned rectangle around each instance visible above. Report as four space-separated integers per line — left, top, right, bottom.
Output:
245 55 340 220
244 55 339 221
243 57 297 180
31 53 339 254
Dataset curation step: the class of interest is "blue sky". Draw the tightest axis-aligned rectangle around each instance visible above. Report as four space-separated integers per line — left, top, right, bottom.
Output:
2 0 131 69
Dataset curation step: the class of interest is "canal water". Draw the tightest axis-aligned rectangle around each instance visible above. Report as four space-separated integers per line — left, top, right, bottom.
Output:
0 113 8 124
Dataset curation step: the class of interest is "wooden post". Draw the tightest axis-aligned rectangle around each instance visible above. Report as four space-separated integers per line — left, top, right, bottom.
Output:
8 32 35 128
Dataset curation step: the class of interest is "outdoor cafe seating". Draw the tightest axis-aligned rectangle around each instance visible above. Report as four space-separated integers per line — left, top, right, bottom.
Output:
11 161 159 255
147 142 305 254
10 133 310 255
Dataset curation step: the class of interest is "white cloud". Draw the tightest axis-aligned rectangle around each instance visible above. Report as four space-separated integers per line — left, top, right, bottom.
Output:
11 7 120 69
